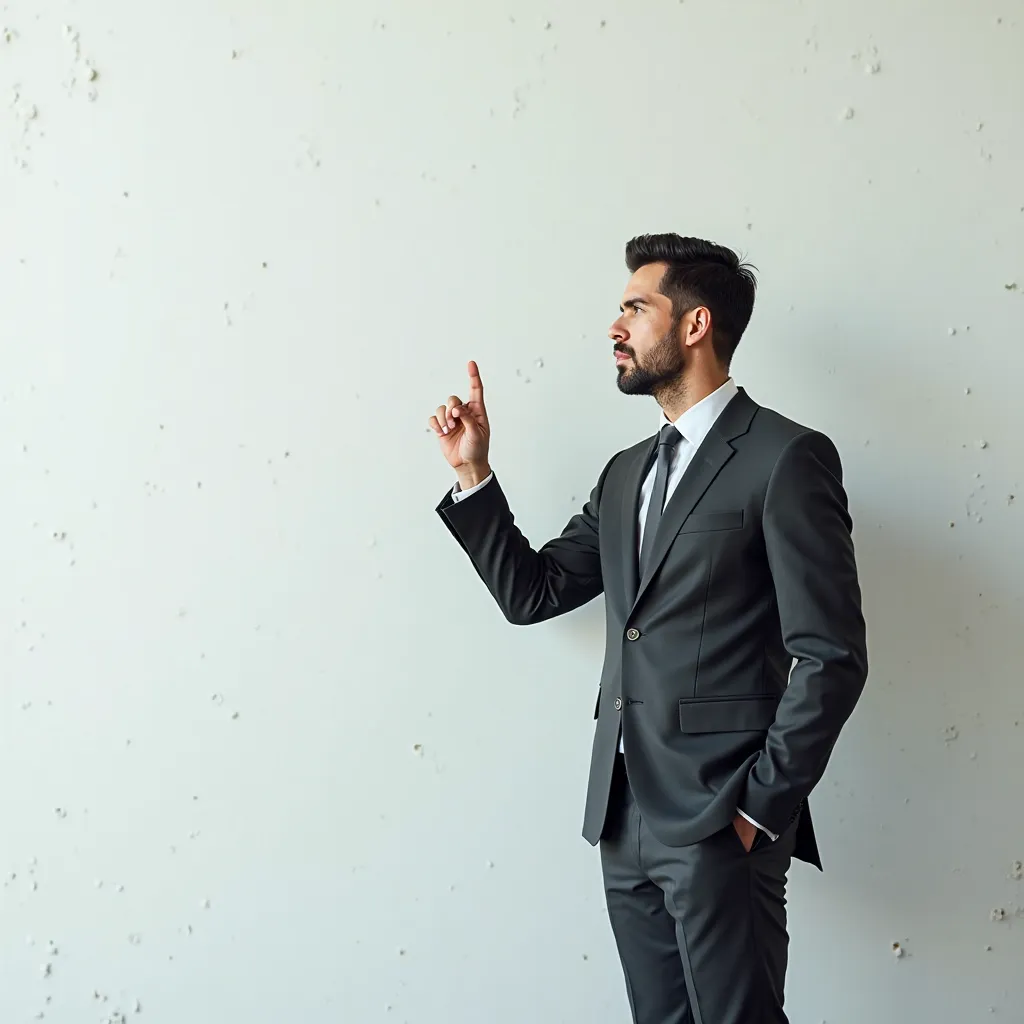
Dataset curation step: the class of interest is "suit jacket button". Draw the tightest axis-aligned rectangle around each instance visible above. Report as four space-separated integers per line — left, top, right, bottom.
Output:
613 697 623 711
626 627 640 641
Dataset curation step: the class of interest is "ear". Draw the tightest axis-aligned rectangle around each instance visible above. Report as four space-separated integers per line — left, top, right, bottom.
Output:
682 305 712 348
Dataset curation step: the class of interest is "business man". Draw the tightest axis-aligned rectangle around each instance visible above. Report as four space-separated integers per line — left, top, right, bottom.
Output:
430 234 868 1024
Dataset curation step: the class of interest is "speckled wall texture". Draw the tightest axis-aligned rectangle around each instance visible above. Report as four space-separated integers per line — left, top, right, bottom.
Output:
1 1 1022 1021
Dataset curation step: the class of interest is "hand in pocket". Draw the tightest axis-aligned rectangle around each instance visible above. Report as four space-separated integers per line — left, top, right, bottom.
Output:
732 814 758 853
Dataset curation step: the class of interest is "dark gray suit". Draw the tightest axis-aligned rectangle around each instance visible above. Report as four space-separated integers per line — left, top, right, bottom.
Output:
436 388 868 1023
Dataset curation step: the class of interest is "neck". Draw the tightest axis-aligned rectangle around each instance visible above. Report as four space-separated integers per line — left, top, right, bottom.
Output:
656 368 730 423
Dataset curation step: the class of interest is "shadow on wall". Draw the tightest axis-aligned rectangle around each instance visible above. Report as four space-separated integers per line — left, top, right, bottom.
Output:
839 516 1024 889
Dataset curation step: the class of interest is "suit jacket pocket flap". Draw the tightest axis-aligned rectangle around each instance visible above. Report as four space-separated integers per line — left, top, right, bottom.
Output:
678 510 744 534
678 694 779 733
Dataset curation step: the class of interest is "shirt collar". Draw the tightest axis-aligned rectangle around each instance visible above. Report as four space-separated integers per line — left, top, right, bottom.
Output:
660 378 739 447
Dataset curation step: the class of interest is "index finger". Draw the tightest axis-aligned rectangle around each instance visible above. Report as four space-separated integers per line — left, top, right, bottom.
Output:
467 360 484 402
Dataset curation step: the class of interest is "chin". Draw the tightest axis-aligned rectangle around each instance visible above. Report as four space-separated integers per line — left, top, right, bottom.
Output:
617 376 644 396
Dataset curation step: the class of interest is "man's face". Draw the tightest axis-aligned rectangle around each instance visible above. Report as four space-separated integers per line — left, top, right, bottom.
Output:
608 262 685 396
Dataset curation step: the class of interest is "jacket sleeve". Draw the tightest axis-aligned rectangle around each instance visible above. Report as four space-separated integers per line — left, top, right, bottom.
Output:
740 430 868 836
435 457 616 626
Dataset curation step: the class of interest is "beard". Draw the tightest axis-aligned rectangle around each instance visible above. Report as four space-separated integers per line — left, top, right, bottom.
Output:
615 320 686 397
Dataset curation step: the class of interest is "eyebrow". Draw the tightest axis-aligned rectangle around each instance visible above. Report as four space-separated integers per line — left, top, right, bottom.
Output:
620 296 649 313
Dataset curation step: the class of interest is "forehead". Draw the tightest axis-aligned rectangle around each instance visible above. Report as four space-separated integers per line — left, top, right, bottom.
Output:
621 262 671 309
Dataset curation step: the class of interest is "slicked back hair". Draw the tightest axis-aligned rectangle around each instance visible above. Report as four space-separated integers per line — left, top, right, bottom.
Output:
625 233 757 368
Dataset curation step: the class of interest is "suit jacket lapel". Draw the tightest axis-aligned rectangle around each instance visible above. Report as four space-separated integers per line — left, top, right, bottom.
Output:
627 389 757 613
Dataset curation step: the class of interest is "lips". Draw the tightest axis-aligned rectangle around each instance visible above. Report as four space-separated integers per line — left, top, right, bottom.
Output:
614 352 631 364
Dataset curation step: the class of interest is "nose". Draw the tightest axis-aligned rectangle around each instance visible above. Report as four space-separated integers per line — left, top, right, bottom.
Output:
609 318 628 343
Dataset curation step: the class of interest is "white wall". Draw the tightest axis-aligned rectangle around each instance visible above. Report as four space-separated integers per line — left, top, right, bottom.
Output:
2 0 1022 1020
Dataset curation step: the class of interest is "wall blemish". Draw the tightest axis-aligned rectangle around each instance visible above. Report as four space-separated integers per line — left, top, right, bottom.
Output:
62 25 100 101
8 87 40 170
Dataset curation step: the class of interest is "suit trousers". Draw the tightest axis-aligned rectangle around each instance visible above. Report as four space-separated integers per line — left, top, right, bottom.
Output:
600 753 797 1024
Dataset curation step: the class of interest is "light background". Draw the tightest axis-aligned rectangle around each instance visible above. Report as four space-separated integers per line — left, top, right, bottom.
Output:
2 1 1022 1020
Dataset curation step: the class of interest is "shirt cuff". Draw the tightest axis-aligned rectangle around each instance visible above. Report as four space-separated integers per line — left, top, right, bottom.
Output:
451 472 494 502
738 808 778 842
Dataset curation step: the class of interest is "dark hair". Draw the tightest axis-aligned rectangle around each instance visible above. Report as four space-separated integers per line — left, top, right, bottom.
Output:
625 233 757 368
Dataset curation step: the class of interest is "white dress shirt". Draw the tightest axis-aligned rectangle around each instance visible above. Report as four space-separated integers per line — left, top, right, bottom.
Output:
450 378 776 841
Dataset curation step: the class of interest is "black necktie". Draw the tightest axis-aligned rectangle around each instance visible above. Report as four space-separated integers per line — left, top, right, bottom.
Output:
638 423 682 579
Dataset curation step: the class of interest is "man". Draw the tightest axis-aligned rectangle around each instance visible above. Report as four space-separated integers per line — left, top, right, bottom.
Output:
429 233 868 1024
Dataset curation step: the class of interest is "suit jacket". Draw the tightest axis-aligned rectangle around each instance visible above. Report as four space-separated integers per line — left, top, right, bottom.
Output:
435 388 868 868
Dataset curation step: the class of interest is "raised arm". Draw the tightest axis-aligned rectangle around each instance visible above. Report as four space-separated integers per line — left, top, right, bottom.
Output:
431 361 610 625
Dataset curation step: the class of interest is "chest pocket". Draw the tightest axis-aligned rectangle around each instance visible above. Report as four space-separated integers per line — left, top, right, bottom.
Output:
678 510 744 535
